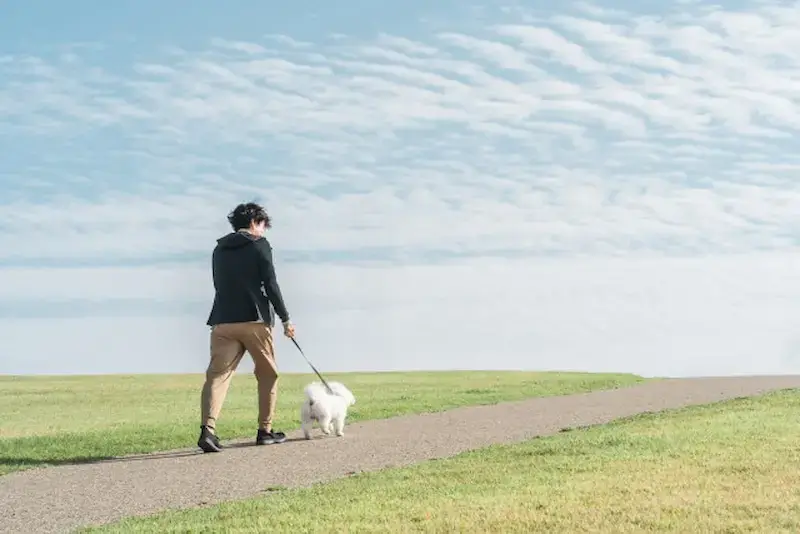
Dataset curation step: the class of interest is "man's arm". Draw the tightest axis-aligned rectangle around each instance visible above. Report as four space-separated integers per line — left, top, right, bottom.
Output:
254 239 290 324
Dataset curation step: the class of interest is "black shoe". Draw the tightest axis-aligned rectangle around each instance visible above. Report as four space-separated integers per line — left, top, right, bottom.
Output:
256 429 287 445
197 425 223 453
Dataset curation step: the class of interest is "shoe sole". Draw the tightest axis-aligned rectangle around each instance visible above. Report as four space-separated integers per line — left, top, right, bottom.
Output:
198 437 223 453
256 435 287 445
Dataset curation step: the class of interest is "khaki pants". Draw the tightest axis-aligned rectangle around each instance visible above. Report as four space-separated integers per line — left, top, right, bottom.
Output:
200 322 279 432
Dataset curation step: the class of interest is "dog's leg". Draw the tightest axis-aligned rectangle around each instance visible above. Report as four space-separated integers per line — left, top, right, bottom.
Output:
318 415 332 435
300 404 313 440
333 415 345 437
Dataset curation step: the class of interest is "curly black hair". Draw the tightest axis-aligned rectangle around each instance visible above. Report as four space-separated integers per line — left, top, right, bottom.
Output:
227 202 272 231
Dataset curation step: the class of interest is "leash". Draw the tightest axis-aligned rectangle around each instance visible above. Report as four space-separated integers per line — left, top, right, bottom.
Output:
290 337 334 394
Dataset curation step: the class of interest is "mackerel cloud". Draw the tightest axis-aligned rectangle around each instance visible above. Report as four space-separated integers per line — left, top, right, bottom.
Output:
1 2 799 263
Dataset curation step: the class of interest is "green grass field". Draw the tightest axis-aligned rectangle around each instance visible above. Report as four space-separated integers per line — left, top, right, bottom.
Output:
0 370 645 475
86 388 800 534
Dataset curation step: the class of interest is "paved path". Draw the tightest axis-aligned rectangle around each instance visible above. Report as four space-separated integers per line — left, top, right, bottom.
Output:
2 375 800 534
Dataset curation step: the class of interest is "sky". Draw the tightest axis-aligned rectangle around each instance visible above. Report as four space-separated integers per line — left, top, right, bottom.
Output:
1 0 799 378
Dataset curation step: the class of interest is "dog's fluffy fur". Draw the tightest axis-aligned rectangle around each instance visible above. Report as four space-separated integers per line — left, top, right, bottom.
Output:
300 381 356 439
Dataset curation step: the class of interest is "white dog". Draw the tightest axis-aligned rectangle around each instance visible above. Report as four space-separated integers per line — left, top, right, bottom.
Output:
300 381 356 439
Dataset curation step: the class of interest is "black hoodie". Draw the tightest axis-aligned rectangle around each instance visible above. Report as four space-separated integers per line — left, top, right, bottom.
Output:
206 231 290 327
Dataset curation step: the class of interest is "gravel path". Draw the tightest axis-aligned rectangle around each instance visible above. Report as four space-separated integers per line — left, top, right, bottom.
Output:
2 375 800 534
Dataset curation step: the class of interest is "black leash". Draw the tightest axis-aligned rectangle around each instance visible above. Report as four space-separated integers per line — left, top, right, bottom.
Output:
290 337 334 394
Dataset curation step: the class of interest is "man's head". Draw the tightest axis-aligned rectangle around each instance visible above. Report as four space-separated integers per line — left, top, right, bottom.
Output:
227 202 272 237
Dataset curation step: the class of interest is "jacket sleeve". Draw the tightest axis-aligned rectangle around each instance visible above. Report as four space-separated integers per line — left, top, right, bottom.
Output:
254 239 290 323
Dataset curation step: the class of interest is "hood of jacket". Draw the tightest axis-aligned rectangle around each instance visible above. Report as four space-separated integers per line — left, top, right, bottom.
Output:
216 230 261 249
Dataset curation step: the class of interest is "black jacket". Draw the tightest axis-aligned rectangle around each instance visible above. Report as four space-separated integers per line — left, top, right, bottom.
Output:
206 231 290 327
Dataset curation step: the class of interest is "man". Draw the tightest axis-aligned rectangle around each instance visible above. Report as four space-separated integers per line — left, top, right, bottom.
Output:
197 201 296 453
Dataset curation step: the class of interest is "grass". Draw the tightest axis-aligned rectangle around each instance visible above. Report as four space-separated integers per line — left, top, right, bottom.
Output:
86 388 800 534
0 370 645 475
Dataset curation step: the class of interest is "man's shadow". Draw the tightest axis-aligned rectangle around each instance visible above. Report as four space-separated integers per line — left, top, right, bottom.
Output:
97 436 314 463
2 436 316 472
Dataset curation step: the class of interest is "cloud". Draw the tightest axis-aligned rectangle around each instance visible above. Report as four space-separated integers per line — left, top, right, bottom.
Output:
2 0 800 264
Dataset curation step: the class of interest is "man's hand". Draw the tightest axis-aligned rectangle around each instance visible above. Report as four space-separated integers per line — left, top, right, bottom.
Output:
282 320 296 339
